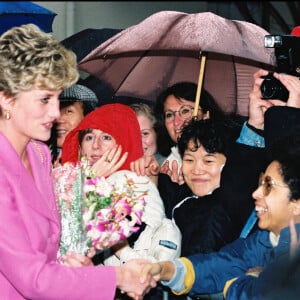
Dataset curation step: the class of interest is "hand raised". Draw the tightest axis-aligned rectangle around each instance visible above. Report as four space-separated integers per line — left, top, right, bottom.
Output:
91 145 128 177
248 69 274 130
130 155 160 178
161 160 185 185
273 72 300 108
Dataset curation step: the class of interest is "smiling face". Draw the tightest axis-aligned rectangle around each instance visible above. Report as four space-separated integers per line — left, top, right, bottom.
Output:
56 101 85 147
3 88 61 147
137 114 157 156
253 161 297 236
80 129 117 165
164 95 206 143
181 141 226 196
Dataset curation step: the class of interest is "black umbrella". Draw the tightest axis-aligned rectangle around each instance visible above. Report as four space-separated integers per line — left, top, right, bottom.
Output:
61 28 123 104
61 28 122 62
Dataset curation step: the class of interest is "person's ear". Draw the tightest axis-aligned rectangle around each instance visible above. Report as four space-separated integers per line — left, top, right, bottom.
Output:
0 92 15 115
0 92 12 106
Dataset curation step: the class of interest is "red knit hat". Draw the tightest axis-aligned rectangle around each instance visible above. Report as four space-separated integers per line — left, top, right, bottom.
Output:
61 103 143 170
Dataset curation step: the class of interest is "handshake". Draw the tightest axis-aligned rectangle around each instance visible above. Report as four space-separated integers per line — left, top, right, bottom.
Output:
63 251 167 300
116 259 164 300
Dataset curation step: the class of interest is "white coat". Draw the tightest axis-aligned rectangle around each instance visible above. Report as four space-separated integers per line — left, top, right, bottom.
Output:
103 170 181 265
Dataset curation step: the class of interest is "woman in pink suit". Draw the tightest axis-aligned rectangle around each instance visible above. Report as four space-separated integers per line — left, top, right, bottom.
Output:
0 24 156 300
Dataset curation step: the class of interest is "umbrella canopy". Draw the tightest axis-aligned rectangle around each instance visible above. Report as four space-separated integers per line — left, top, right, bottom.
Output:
61 28 122 62
0 1 56 34
78 11 276 116
60 28 123 104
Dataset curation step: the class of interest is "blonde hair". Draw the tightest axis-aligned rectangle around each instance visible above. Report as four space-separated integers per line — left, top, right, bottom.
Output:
0 24 79 97
129 102 156 128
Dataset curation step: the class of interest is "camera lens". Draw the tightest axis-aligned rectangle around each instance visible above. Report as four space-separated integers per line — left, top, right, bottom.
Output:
260 73 289 102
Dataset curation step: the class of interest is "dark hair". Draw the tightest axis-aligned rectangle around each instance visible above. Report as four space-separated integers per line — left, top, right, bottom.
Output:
154 82 224 122
47 101 94 163
269 135 300 200
154 82 226 156
178 118 230 158
78 128 93 146
60 100 94 116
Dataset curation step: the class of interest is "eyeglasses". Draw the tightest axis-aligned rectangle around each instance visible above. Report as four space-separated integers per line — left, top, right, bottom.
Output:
258 172 289 196
164 105 202 122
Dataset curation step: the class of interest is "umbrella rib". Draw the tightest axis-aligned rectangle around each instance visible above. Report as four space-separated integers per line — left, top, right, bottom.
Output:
232 56 238 114
113 51 150 95
80 11 275 116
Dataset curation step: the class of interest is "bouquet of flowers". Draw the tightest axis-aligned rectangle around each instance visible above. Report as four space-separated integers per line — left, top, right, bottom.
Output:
52 160 147 259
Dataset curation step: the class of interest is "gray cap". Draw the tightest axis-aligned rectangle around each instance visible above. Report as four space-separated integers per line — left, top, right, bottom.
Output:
59 84 98 109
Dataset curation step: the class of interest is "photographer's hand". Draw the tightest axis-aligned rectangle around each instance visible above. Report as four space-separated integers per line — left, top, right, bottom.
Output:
273 72 300 108
248 69 274 130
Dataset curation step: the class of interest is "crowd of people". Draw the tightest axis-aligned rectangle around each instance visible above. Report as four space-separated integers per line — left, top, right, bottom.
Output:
0 20 299 300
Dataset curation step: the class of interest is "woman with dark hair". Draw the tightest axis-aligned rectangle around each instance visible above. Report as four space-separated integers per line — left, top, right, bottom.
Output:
139 67 300 299
141 133 300 300
154 82 237 173
162 118 266 257
158 68 300 249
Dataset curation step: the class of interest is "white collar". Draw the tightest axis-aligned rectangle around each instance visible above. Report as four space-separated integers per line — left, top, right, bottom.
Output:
269 231 280 247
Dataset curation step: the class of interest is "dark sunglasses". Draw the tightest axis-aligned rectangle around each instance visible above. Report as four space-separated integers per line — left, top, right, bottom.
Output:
258 172 289 196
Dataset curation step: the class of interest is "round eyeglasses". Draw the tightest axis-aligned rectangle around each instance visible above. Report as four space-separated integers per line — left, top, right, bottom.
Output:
164 105 202 122
258 172 289 196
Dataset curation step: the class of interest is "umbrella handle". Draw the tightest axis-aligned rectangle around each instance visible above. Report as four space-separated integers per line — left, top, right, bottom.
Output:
193 53 207 118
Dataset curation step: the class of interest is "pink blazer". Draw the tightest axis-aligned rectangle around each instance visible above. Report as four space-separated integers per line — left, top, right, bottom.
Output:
0 133 116 299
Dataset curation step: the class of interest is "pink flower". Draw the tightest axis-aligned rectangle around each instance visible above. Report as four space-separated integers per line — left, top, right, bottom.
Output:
54 160 147 255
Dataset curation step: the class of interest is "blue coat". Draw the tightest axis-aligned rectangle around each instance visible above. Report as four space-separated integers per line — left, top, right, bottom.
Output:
187 225 300 297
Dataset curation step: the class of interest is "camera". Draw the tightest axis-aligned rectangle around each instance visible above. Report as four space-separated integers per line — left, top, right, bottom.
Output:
261 34 300 101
